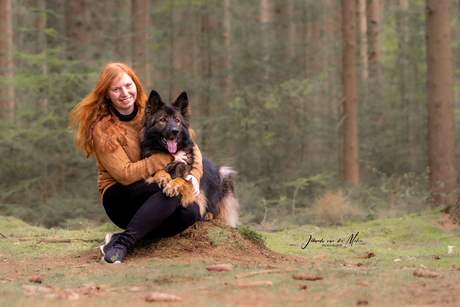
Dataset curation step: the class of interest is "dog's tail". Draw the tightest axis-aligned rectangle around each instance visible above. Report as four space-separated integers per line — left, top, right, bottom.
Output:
214 166 239 227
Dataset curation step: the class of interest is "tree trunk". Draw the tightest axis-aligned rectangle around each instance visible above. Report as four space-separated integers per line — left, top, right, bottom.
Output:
260 0 274 79
358 0 368 80
116 0 132 66
450 197 460 224
198 9 212 153
65 0 85 60
132 0 148 86
400 0 415 170
0 0 14 121
37 0 49 112
172 0 195 95
342 0 359 183
367 0 381 77
426 0 457 206
287 0 296 59
223 0 232 103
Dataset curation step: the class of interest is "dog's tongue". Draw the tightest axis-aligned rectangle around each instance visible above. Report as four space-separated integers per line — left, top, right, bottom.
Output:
167 140 177 153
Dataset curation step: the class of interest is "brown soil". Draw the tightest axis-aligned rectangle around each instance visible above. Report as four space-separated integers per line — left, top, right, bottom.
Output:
83 220 311 267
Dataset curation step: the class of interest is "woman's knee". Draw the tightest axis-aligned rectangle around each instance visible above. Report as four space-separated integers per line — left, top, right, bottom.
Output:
179 202 201 225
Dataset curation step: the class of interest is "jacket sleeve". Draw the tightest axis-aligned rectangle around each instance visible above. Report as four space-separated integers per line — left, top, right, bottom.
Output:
94 138 174 186
188 128 203 184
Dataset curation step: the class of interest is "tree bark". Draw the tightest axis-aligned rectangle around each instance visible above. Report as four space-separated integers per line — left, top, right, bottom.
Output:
0 0 14 121
116 0 132 66
37 0 49 112
172 0 195 95
223 0 233 103
367 0 381 77
342 0 359 183
426 0 457 206
358 0 368 80
260 0 274 78
400 0 415 170
132 0 148 86
65 0 85 60
198 8 212 153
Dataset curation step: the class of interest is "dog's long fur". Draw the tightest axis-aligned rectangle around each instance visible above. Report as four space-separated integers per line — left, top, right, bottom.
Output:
140 90 239 227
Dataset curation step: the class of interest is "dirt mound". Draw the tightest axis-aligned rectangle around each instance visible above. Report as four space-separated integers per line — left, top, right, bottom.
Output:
83 220 309 266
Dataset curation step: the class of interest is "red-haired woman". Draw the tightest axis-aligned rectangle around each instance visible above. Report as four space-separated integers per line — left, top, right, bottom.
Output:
69 63 203 263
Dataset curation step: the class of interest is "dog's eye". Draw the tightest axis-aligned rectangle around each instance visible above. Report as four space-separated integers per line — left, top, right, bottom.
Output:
159 118 166 122
175 119 180 123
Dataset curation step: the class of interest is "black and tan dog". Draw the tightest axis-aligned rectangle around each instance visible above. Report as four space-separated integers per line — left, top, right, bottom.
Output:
140 90 239 227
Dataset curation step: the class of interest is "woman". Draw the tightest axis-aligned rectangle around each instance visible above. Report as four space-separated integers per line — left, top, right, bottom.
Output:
69 63 203 263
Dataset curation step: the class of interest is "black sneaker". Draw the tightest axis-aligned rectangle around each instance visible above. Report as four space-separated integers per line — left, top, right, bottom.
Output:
100 233 120 255
103 244 128 264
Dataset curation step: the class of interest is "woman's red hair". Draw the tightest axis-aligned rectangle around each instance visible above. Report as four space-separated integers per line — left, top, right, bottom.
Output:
69 63 147 157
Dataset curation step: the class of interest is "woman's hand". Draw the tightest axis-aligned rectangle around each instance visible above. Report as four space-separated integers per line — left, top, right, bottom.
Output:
186 174 200 197
173 150 188 164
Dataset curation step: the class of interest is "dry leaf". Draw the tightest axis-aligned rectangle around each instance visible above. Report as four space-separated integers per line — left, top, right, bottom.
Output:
58 291 80 300
413 270 440 278
125 286 142 292
452 265 460 271
28 275 44 284
313 254 327 260
434 256 440 260
355 280 369 287
359 253 376 259
205 264 233 272
357 300 369 305
235 281 273 289
145 292 182 302
394 259 401 262
21 285 54 295
299 284 308 290
293 273 323 281
77 283 100 296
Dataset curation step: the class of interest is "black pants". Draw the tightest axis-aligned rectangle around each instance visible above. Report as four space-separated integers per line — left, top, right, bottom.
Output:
103 180 201 251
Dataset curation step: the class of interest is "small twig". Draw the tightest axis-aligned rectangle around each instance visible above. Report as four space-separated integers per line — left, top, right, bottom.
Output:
37 238 101 244
234 281 273 289
12 237 101 244
262 198 268 225
0 231 11 240
235 268 298 279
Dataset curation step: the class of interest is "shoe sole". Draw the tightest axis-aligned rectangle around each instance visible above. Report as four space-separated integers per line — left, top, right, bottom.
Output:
100 256 122 264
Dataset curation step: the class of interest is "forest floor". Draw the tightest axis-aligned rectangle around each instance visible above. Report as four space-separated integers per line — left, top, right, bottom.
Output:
0 210 460 307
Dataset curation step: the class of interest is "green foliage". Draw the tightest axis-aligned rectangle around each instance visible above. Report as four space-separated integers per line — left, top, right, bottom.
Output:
236 226 265 245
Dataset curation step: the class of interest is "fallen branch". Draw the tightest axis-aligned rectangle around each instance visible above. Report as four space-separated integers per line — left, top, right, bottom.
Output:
13 237 101 244
0 231 11 240
235 268 298 279
234 281 273 289
413 270 440 278
37 238 101 244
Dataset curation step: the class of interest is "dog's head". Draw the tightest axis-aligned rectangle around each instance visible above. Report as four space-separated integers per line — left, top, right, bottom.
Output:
141 90 191 155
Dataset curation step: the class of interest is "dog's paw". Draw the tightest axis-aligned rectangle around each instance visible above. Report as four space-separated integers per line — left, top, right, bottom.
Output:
162 178 182 198
152 170 171 188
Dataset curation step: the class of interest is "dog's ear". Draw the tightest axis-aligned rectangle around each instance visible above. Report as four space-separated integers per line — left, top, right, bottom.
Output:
172 91 190 120
145 90 165 116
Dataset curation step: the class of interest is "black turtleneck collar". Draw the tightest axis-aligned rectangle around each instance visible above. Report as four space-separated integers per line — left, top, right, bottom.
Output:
112 103 138 122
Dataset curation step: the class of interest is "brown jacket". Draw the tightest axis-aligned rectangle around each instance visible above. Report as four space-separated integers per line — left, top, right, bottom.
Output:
93 111 203 199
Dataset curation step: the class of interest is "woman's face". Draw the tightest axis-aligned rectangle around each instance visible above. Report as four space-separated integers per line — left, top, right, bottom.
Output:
108 72 137 115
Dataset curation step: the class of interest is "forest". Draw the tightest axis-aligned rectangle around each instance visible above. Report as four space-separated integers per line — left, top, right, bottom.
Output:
1 0 460 228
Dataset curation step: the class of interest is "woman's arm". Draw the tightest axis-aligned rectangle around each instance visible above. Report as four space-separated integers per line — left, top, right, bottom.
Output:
94 135 174 186
188 128 203 184
96 147 174 186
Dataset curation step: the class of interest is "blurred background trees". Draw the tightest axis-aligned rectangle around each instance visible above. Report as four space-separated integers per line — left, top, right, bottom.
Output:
1 0 459 228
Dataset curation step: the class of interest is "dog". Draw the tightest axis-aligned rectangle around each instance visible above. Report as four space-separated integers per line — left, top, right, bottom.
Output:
140 90 239 227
